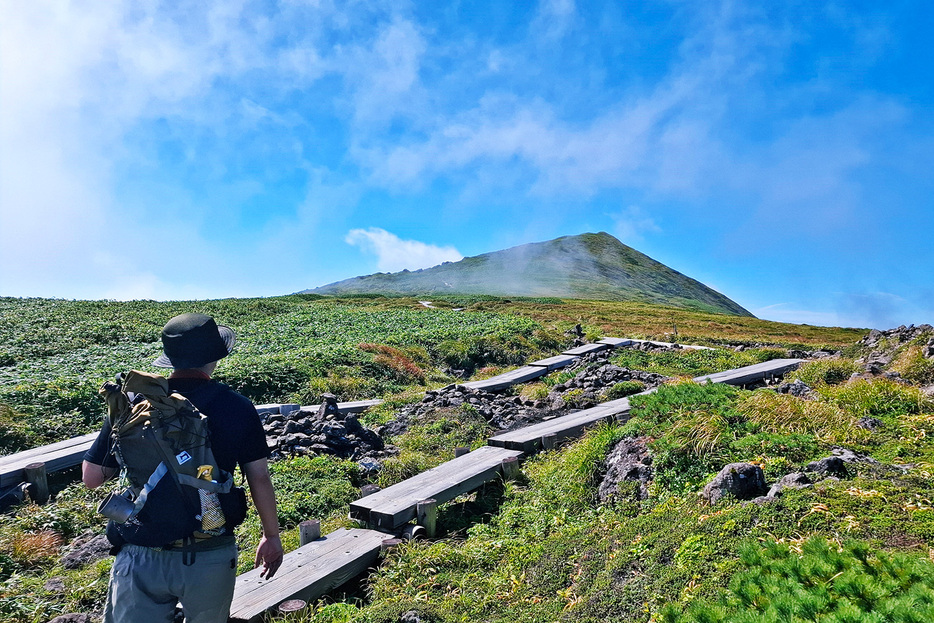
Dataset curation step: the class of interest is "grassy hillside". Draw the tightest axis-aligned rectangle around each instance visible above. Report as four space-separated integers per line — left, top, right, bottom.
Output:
4 296 932 623
306 233 753 317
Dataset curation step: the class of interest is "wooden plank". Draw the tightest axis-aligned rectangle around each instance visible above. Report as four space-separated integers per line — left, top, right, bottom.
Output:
229 528 386 623
626 339 714 351
336 399 384 413
488 396 640 453
562 343 611 357
349 446 522 527
0 432 97 467
257 399 383 416
597 337 635 347
349 446 523 529
0 398 388 489
528 354 579 371
0 432 97 488
460 366 549 391
693 359 803 386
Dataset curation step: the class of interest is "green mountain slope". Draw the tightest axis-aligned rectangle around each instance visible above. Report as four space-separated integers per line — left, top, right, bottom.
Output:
305 232 753 316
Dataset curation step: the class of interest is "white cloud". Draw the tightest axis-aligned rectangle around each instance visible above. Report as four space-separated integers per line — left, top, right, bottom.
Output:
611 206 662 244
531 0 578 40
344 17 427 127
0 1 263 297
345 228 462 273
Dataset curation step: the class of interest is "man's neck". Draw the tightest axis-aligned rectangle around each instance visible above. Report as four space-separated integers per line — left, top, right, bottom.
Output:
169 369 213 380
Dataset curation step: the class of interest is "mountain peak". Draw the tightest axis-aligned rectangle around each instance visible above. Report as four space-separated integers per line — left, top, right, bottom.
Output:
304 232 752 316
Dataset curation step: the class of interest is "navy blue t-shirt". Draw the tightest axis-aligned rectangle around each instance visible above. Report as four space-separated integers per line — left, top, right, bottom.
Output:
84 377 269 475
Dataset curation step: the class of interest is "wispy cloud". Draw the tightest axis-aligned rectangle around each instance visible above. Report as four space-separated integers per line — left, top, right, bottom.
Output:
345 228 463 273
611 206 662 244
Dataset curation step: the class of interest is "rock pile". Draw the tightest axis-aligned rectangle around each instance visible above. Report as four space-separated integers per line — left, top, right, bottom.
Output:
857 324 934 372
775 379 815 398
547 362 667 411
381 358 670 438
264 394 387 461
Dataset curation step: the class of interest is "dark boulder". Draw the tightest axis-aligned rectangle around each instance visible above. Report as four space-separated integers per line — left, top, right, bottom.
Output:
767 472 812 498
701 463 767 505
599 436 653 501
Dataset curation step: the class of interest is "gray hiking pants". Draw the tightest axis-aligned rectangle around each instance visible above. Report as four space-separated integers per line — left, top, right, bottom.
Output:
104 541 238 623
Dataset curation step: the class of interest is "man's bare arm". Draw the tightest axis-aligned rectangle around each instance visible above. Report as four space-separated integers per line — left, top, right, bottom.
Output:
242 458 283 579
82 460 117 489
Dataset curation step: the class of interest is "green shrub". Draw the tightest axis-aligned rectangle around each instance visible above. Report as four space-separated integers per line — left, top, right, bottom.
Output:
729 433 819 476
660 536 934 622
602 380 646 401
0 403 34 454
377 406 491 488
299 371 383 402
626 382 745 493
818 377 931 419
519 383 549 401
892 345 934 386
739 390 860 443
789 359 860 386
216 357 309 403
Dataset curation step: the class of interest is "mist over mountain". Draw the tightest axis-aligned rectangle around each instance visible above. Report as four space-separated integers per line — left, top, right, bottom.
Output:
304 232 753 317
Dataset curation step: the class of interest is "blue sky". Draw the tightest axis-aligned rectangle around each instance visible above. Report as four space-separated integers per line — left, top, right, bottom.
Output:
1 1 932 329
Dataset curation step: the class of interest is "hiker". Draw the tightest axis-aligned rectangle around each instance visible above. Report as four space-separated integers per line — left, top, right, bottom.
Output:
82 313 283 623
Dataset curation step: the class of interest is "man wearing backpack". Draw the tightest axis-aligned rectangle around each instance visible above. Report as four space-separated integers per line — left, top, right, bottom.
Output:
82 313 283 623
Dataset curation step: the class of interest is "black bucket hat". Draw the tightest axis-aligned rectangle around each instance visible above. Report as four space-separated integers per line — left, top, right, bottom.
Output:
152 313 236 369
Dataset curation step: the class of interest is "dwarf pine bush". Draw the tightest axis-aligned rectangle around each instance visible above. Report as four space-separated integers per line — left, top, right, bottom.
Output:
661 536 934 623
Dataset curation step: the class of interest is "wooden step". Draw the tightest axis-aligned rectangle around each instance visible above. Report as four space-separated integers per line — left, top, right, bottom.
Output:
459 366 549 391
562 343 612 357
0 432 97 488
228 528 387 623
693 359 803 386
348 445 524 530
488 394 644 453
528 354 580 371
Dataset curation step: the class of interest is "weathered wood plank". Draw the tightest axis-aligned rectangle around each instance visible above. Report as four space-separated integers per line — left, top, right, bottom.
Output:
626 339 714 351
597 337 635 347
0 432 98 488
348 446 523 530
562 343 612 357
256 399 383 416
527 354 580 371
488 395 642 453
0 399 386 489
348 447 523 527
693 359 803 386
229 528 386 623
460 366 549 391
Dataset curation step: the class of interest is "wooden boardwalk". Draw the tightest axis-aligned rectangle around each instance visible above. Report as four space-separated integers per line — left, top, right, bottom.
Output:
528 353 580 371
460 365 550 391
0 340 808 620
0 432 98 488
488 394 645 452
228 528 387 622
348 445 524 530
489 358 803 453
693 358 803 386
0 400 381 490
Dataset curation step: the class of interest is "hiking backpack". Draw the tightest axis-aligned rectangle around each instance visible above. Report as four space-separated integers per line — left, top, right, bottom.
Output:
97 370 247 548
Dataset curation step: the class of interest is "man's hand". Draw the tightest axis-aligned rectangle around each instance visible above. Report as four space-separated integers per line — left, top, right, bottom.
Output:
254 534 283 579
